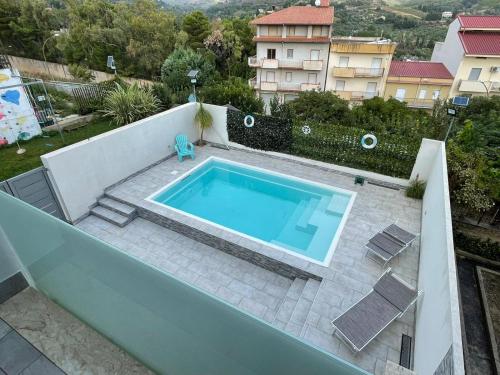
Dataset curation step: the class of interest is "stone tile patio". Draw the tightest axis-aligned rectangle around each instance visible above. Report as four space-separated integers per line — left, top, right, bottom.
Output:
77 146 422 374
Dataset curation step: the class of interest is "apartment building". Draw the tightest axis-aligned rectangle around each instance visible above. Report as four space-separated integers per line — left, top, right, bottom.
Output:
384 61 454 108
326 37 396 103
248 0 334 110
432 15 500 98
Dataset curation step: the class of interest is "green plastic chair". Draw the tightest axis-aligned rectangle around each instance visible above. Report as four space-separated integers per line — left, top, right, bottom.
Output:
175 134 195 162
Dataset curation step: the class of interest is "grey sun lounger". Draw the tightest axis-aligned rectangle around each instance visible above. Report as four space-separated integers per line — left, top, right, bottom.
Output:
365 224 418 265
331 269 420 353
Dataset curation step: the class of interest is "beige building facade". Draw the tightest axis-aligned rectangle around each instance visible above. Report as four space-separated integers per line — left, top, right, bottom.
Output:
326 37 396 103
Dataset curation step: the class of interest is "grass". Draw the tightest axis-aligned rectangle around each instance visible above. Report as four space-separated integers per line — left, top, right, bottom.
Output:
0 117 120 181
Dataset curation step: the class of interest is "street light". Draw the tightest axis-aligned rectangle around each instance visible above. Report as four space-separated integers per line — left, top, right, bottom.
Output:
187 69 199 102
42 32 61 81
478 80 490 97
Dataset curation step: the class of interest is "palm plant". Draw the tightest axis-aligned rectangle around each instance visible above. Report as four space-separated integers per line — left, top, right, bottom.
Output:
102 83 161 126
195 102 213 145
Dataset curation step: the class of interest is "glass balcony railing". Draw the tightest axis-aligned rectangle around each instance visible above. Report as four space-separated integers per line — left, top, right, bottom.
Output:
0 192 369 375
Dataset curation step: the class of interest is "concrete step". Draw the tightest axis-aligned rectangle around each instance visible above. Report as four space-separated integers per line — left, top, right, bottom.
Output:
284 279 321 336
90 206 132 227
273 278 307 328
98 197 136 218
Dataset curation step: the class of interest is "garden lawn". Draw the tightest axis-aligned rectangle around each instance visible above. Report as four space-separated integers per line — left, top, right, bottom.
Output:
0 117 120 181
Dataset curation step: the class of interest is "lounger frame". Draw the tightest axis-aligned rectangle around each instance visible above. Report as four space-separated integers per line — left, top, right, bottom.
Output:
331 269 422 353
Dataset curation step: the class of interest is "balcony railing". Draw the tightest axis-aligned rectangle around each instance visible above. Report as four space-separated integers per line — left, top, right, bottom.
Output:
248 57 324 71
300 83 321 91
334 90 379 100
333 67 384 78
406 98 438 109
248 77 257 89
459 79 500 93
302 60 323 71
0 191 368 375
248 56 259 68
278 82 301 92
354 67 384 77
260 81 278 91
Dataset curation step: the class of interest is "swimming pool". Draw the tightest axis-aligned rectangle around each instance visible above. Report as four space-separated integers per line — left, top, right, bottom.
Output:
148 157 355 265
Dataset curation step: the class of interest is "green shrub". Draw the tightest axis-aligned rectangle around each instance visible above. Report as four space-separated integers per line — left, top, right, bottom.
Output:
454 232 500 262
151 82 172 109
406 178 426 199
101 83 161 126
68 64 95 82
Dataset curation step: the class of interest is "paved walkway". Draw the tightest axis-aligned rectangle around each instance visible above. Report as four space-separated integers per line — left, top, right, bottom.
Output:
77 146 422 374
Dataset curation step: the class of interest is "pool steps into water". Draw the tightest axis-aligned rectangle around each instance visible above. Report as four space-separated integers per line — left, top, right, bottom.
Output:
90 197 137 227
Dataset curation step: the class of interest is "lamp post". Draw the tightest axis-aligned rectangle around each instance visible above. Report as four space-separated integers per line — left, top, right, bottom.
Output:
42 32 60 81
187 69 199 102
478 80 490 97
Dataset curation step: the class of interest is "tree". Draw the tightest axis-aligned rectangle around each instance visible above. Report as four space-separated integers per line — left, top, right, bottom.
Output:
160 48 216 91
116 0 176 79
200 77 264 113
203 29 242 76
182 11 210 51
288 91 350 124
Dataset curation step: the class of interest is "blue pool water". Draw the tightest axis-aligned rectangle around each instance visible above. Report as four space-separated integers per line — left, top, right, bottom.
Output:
152 159 353 263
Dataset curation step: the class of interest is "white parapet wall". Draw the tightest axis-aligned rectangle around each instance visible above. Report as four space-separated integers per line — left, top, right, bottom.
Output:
41 103 227 222
412 139 465 375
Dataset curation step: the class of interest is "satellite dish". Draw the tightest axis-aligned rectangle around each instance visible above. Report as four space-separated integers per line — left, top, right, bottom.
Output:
315 0 321 6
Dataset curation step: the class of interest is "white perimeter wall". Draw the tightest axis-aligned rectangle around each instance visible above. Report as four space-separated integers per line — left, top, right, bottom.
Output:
41 103 228 222
412 139 465 375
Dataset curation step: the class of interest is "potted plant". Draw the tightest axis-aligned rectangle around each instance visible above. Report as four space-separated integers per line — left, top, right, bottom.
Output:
195 102 213 146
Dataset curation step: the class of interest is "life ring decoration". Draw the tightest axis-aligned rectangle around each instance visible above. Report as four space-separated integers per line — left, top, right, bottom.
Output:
244 115 255 128
301 125 311 135
361 134 377 149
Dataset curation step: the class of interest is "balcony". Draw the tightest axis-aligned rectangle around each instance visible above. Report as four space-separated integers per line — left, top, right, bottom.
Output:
278 82 301 92
333 67 384 78
334 90 379 100
459 80 489 93
248 56 260 68
331 42 396 54
300 83 321 91
262 59 279 69
248 77 258 89
406 98 438 109
278 60 303 69
260 81 278 91
302 60 323 71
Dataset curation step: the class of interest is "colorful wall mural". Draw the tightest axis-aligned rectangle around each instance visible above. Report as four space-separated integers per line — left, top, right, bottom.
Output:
0 68 42 144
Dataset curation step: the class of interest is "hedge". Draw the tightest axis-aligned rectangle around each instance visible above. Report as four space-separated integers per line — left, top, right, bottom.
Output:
291 122 419 178
227 110 292 152
454 232 500 262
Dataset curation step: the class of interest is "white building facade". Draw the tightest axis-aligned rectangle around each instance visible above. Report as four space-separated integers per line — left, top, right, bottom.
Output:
249 0 334 111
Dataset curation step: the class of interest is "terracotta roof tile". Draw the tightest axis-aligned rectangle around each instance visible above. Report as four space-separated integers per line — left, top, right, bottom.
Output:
458 32 500 56
457 15 500 29
251 6 334 25
388 61 454 79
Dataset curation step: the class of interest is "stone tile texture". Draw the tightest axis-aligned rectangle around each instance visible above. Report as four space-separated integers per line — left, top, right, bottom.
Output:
76 146 422 374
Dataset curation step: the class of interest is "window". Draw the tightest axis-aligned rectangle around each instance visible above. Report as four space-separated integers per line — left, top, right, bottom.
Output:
322 26 330 36
339 56 349 67
418 89 427 99
287 49 294 59
371 58 382 69
265 71 275 82
335 80 345 91
468 68 482 81
267 49 276 59
284 94 298 103
285 72 292 82
308 73 317 84
312 26 322 36
288 26 296 36
432 90 441 99
268 26 279 36
366 82 377 93
395 88 406 101
310 50 320 61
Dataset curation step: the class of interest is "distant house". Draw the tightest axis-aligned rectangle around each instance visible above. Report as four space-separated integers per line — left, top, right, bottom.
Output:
326 37 397 103
248 0 334 111
384 61 454 109
432 15 500 98
441 12 453 20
